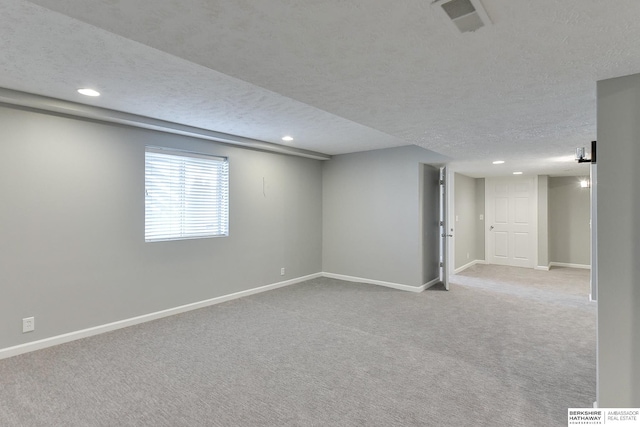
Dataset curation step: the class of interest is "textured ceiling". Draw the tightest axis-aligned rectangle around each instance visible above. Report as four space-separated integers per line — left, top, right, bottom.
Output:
3 0 640 176
0 0 408 155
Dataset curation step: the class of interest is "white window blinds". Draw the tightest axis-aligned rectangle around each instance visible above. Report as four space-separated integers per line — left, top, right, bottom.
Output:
145 147 229 242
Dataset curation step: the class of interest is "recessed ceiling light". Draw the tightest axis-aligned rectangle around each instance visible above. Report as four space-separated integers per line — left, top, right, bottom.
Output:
492 160 505 164
513 171 523 175
77 88 100 97
282 136 293 142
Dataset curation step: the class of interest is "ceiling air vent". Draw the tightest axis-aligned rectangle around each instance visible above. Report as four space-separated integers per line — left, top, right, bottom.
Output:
434 0 491 33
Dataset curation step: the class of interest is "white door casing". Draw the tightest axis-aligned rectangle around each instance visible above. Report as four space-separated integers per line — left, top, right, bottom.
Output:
439 166 454 290
485 176 538 268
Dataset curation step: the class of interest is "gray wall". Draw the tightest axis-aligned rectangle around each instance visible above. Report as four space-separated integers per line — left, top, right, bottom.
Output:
537 176 549 268
548 176 591 266
590 165 598 301
475 178 485 261
454 173 477 269
453 173 484 269
0 106 323 350
421 164 441 285
322 145 448 287
597 73 640 406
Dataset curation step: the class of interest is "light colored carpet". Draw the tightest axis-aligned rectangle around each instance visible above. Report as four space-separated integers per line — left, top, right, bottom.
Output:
0 266 595 426
452 264 593 308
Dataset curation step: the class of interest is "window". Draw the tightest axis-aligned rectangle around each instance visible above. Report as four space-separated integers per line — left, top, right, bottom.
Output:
145 147 229 242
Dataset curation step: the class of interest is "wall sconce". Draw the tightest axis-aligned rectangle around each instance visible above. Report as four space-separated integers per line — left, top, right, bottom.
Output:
580 179 590 188
576 140 597 163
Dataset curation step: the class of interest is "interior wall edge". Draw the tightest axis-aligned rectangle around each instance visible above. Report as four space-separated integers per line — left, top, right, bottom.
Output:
549 262 591 270
0 87 331 161
453 259 486 274
322 272 429 293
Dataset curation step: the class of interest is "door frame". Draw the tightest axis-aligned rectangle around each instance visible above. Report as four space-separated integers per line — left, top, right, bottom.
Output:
439 166 455 289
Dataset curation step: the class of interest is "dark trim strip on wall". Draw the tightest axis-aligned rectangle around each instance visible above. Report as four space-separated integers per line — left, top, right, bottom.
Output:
0 87 331 161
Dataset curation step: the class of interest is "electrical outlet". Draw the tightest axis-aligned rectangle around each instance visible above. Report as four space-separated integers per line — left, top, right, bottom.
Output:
479 214 484 220
467 252 470 259
280 267 285 276
22 317 35 333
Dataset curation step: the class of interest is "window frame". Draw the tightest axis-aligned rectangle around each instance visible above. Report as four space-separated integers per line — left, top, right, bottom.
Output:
144 146 229 242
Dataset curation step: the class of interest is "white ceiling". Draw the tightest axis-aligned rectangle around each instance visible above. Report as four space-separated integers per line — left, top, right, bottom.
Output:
3 0 640 177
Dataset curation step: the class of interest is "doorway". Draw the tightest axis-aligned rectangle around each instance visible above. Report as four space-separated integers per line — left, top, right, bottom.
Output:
448 172 592 277
421 164 442 288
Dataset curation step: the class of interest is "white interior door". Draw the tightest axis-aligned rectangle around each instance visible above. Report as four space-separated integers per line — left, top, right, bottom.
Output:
439 167 452 289
485 176 537 268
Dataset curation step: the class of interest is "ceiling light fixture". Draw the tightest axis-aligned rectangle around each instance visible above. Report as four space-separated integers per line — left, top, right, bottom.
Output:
492 160 505 164
282 136 293 142
77 88 100 97
513 171 523 175
576 140 597 164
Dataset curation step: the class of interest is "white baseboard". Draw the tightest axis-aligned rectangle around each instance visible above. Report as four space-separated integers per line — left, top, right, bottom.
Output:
454 259 486 274
0 272 322 361
1 271 433 360
423 277 441 290
534 265 551 271
321 272 427 293
549 262 591 270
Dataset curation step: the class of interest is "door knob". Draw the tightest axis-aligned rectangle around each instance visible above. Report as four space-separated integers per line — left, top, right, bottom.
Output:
490 225 494 231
